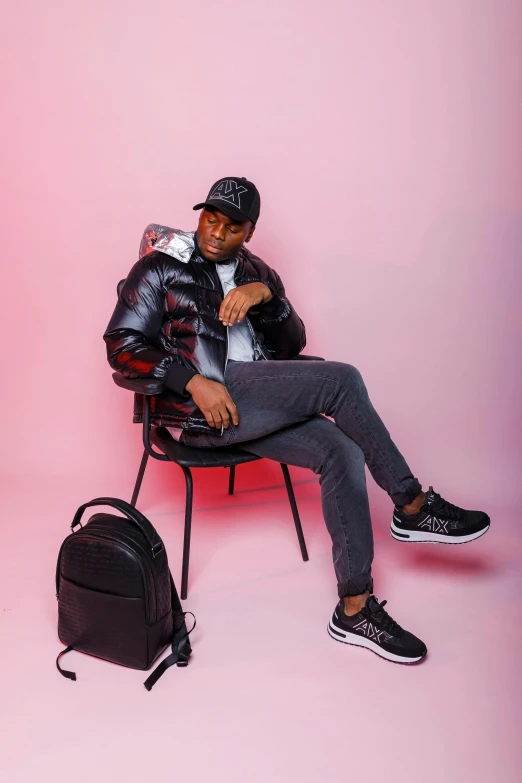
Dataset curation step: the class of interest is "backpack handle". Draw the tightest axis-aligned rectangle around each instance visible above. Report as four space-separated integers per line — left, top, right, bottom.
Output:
71 497 164 558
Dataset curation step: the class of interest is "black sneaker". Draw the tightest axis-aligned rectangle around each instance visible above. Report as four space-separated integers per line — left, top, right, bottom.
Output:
391 485 490 544
328 595 427 664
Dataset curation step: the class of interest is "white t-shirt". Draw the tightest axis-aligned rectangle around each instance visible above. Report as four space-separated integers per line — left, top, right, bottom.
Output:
167 257 254 441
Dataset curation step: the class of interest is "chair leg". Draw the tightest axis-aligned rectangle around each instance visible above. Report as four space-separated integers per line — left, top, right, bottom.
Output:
280 463 309 562
228 465 236 495
180 465 194 601
130 450 149 508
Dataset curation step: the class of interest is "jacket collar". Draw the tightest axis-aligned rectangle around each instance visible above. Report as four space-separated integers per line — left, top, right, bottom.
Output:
151 229 195 263
139 225 195 263
140 223 248 277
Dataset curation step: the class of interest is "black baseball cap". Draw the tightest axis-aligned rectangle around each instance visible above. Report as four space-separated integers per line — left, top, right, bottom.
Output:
193 176 261 225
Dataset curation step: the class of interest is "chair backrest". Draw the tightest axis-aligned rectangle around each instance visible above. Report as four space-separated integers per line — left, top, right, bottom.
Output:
117 279 125 297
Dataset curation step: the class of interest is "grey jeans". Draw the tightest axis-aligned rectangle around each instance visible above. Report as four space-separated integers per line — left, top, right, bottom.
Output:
180 359 422 597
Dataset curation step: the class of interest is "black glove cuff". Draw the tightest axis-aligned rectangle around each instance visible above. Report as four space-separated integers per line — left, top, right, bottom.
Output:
164 363 197 397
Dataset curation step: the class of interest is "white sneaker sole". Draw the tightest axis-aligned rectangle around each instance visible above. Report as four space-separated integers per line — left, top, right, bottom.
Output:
327 619 426 664
390 518 490 544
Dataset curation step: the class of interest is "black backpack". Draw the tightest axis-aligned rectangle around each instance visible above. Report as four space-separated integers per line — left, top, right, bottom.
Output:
55 497 194 690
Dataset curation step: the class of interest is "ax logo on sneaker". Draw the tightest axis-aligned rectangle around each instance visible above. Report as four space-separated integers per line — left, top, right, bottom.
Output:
352 619 393 643
419 516 449 533
209 179 248 209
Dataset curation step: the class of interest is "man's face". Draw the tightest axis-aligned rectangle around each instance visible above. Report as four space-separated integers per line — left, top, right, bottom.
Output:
195 207 255 263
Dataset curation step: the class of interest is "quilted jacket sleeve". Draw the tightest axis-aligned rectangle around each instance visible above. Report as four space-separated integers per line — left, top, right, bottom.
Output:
251 267 307 360
103 252 196 396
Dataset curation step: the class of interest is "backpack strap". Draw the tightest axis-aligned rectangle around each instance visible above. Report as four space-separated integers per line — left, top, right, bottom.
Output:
70 497 164 558
56 562 194 688
56 646 77 681
143 572 195 691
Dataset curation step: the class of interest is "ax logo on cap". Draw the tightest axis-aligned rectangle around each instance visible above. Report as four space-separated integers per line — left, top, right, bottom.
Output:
209 179 248 209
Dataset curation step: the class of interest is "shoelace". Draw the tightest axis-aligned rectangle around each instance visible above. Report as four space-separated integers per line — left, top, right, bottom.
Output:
362 599 403 636
426 487 463 520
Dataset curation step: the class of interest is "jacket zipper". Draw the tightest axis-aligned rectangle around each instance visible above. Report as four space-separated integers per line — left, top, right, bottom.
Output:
218 261 269 436
232 264 270 361
220 324 230 436
245 315 269 361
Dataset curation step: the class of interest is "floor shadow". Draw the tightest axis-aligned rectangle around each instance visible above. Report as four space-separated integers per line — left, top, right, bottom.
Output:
397 546 497 577
233 477 318 495
152 494 305 517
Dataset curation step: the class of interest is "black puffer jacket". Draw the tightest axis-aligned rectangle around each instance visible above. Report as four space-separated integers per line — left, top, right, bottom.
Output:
104 225 307 435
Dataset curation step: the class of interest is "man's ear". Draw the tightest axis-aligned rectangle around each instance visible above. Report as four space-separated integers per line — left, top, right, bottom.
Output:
244 223 256 243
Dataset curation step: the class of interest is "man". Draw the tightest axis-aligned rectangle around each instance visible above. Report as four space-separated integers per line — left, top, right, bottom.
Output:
104 176 490 664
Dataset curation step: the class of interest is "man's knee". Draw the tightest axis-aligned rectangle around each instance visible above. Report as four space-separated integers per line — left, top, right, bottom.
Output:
324 360 363 383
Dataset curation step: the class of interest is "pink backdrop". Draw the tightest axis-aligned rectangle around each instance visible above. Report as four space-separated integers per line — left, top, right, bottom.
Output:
2 2 521 782
2 0 521 501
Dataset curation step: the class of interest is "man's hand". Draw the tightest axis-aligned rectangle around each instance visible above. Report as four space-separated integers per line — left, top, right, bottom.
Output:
219 282 272 327
185 375 239 429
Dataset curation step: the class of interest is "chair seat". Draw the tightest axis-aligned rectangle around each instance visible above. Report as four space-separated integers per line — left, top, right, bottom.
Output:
151 426 261 468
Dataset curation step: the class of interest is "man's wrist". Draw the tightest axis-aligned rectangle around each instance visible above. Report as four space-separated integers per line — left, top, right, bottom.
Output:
262 287 274 304
185 373 202 393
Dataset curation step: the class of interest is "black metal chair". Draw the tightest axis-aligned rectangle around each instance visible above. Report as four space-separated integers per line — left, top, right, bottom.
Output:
111 280 325 599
